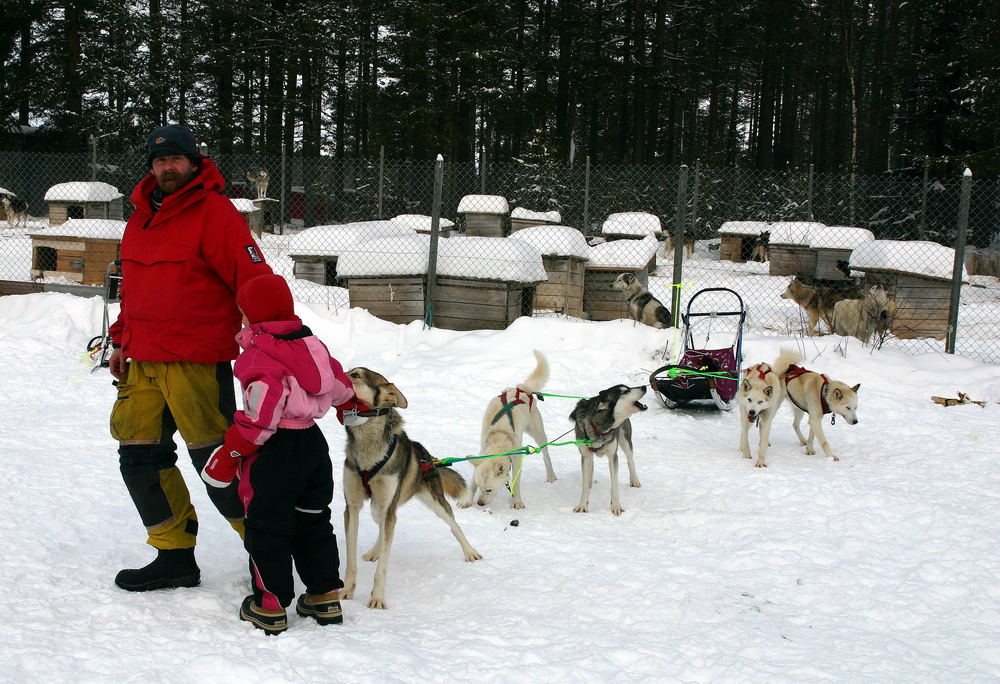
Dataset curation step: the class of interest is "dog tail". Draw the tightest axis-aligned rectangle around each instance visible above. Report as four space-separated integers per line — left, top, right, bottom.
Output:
437 466 468 500
772 347 802 377
520 350 550 394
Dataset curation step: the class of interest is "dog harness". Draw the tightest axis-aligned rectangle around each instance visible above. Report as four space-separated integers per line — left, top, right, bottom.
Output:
584 419 616 452
354 435 436 497
784 364 833 417
490 388 541 429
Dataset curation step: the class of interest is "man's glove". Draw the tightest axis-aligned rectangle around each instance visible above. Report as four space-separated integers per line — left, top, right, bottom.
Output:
201 426 258 488
336 396 368 426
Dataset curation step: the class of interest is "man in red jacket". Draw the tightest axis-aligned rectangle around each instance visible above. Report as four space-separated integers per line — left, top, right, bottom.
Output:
108 124 274 591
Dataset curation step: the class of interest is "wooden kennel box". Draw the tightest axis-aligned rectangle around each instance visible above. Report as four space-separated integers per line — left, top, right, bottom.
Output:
347 276 427 325
431 276 539 331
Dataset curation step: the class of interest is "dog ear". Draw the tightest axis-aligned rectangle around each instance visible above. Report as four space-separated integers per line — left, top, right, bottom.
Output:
851 383 860 392
764 386 773 396
833 388 842 400
742 379 751 392
385 383 408 409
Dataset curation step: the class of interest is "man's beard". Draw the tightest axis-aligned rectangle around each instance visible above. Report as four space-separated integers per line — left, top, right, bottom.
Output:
156 170 194 195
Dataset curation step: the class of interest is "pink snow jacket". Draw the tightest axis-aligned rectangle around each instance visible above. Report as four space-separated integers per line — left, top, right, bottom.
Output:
231 320 354 447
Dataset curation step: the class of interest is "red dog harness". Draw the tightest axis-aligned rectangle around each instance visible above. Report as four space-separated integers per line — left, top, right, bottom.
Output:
490 388 540 429
784 364 832 416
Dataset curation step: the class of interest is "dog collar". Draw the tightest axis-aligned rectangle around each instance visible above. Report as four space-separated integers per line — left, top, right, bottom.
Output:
341 402 394 427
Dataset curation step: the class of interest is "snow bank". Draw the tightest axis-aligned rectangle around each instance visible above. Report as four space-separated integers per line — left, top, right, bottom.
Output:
457 195 509 214
337 234 431 277
34 219 126 240
438 236 546 282
510 225 590 259
43 182 123 203
851 239 965 280
588 234 659 268
511 207 561 224
286 221 414 256
601 212 662 236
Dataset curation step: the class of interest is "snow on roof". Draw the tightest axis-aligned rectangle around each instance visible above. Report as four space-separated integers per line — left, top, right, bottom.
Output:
337 234 431 277
438 237 546 282
34 219 126 240
807 226 874 250
44 182 123 203
392 214 455 231
510 225 590 259
768 221 826 245
457 195 509 214
602 212 662 236
0 187 16 197
718 220 769 235
850 240 965 280
510 207 561 224
588 235 659 269
286 220 414 256
230 198 258 214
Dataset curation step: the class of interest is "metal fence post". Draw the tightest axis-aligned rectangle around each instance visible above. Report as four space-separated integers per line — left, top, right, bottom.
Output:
807 163 814 220
278 143 286 235
946 168 972 354
690 159 701 236
583 156 591 236
672 164 689 328
377 145 385 219
424 154 444 329
919 156 930 240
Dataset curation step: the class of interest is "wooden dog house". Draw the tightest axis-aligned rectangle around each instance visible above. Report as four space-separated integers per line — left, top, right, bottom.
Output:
457 195 509 237
431 237 545 330
808 226 874 280
511 225 589 317
718 221 770 263
44 182 123 226
287 220 414 287
584 235 657 321
849 240 963 340
510 207 561 233
30 219 125 285
768 221 826 276
339 234 430 324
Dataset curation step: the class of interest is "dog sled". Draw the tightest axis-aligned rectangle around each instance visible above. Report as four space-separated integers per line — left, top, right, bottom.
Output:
85 260 122 371
649 287 745 411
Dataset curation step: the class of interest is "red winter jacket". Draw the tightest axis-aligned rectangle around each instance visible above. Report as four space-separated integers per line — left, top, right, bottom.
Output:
109 157 273 364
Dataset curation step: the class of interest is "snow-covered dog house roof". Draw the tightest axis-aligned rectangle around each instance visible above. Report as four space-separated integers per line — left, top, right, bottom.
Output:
457 195 509 215
510 225 590 260
587 234 658 270
44 182 124 226
807 226 875 250
850 240 965 281
767 221 826 246
718 220 770 236
510 207 562 233
601 212 662 237
438 236 546 283
392 214 456 234
32 218 126 241
337 234 431 277
286 220 415 257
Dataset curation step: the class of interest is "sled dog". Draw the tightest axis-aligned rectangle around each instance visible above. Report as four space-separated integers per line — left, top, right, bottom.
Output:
569 384 648 515
830 287 896 343
2 195 28 229
458 350 556 510
663 233 695 260
780 350 860 462
749 231 770 263
611 272 672 329
737 361 786 468
246 169 269 199
342 367 481 609
779 276 863 335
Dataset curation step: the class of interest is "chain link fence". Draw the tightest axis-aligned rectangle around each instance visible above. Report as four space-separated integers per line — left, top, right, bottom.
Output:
2 150 998 363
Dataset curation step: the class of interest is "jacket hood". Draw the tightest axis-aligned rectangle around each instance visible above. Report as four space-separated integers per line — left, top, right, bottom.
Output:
236 322 334 395
130 156 226 210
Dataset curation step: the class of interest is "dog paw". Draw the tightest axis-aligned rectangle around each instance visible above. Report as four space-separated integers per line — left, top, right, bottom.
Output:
362 551 380 562
511 501 525 510
754 462 767 468
831 455 840 461
611 506 625 516
547 475 558 483
368 596 388 610
465 549 483 562
629 479 641 488
573 505 588 513
456 500 472 509
340 586 355 600
805 448 816 455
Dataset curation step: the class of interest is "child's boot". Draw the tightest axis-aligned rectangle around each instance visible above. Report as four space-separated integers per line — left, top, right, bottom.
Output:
240 596 287 635
296 590 343 625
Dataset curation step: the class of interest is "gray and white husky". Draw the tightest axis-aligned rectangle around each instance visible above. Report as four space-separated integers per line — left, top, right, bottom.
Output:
569 384 648 515
342 367 481 610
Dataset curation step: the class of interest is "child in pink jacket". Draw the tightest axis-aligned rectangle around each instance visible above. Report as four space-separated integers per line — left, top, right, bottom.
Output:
202 274 355 635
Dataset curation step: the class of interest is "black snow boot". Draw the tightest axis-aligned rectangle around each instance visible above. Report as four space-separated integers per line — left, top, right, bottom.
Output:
114 547 201 592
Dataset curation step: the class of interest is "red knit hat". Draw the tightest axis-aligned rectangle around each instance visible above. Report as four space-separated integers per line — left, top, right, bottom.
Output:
237 275 299 324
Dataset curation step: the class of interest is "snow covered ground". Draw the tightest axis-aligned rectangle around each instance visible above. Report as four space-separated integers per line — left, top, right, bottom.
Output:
2 282 1000 682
